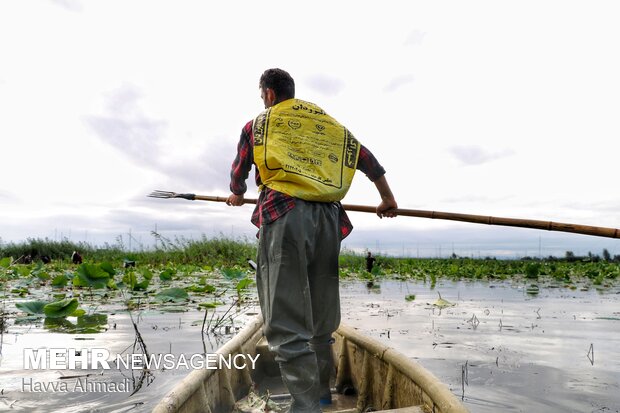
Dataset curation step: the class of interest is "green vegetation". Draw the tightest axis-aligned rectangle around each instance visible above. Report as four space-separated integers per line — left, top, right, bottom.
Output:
2 238 619 286
0 237 261 335
338 252 619 285
1 239 618 332
0 235 256 267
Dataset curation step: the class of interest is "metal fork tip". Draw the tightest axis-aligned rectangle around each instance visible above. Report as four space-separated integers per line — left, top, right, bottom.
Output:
148 190 173 198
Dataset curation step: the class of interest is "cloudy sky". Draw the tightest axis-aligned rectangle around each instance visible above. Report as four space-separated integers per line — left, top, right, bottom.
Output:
1 0 619 258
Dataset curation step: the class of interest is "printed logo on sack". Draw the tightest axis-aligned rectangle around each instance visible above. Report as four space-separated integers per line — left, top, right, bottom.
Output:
288 119 301 130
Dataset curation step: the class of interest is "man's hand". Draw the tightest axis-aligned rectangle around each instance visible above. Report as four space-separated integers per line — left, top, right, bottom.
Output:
377 198 398 218
227 194 245 206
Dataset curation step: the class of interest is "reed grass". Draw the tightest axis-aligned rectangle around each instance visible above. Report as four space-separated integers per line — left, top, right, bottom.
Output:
0 236 257 267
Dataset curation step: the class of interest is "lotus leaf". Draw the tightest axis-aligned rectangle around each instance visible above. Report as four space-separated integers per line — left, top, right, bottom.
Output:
75 263 110 289
51 274 68 287
221 267 246 280
15 300 48 315
159 268 175 281
43 298 79 318
155 287 189 303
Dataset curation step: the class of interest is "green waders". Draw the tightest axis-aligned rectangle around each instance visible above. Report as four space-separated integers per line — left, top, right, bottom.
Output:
257 199 342 413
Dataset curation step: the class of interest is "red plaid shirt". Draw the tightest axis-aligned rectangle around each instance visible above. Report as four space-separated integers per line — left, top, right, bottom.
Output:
230 121 386 239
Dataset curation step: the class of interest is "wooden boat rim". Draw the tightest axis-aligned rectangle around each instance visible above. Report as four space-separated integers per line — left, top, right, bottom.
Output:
153 316 469 413
153 316 263 413
336 324 468 413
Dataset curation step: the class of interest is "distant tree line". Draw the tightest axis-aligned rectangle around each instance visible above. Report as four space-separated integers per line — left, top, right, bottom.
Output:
517 249 620 263
561 249 620 263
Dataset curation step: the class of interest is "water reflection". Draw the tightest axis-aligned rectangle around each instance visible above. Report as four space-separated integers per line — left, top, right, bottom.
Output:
44 314 109 334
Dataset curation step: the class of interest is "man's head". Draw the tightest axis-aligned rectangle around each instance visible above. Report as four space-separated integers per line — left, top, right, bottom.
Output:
259 68 295 108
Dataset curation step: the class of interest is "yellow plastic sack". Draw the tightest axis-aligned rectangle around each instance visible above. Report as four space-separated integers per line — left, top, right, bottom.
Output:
253 99 360 202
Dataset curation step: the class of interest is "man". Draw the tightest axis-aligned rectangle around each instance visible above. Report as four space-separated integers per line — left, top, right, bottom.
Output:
71 251 82 264
366 251 377 273
227 68 397 412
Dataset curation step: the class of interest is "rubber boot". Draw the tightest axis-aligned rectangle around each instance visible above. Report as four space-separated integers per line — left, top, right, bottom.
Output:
279 353 321 413
310 340 335 406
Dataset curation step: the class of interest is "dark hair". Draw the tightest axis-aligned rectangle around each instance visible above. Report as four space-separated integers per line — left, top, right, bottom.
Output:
259 68 295 101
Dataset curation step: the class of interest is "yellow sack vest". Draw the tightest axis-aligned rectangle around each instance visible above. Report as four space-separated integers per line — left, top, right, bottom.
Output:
253 99 361 202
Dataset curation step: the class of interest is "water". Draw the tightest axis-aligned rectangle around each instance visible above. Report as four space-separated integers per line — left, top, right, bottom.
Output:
1 279 619 412
339 279 620 413
0 299 257 412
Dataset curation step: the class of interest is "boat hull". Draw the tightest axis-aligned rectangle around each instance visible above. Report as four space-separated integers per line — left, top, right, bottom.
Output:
152 316 468 413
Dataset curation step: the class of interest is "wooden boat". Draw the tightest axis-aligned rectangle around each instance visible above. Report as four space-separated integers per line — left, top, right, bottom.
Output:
152 316 469 413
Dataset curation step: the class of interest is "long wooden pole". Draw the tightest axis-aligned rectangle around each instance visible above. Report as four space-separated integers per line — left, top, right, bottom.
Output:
149 192 620 239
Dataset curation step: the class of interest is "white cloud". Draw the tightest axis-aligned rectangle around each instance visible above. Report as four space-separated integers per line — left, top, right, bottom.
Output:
448 145 514 166
404 29 427 46
384 75 415 93
49 0 83 12
304 74 345 97
86 85 166 165
0 190 18 202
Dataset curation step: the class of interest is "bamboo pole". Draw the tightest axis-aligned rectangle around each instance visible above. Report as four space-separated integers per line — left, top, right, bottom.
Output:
147 191 620 239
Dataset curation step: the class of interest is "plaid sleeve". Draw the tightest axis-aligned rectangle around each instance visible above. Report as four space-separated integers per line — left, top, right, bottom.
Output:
229 121 254 195
339 207 354 239
356 144 386 182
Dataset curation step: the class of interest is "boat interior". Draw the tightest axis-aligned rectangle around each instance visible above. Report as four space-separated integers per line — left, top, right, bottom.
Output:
246 333 430 413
